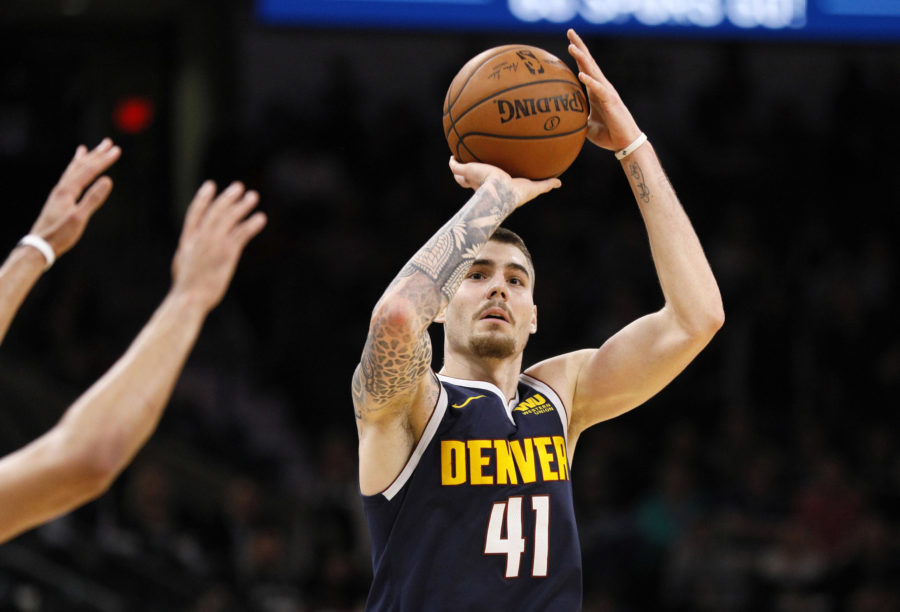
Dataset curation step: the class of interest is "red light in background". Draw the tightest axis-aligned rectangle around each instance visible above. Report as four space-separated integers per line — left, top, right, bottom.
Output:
113 96 155 134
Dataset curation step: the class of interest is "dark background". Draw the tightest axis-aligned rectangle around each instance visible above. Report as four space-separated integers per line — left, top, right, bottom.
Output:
1 1 899 610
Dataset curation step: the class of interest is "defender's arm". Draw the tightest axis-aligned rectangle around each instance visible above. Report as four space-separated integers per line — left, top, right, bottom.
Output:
0 182 265 544
0 140 120 345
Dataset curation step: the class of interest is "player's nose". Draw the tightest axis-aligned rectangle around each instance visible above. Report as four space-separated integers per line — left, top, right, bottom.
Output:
487 279 508 301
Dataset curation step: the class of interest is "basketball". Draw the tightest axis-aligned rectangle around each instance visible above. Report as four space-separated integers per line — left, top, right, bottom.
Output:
443 45 588 179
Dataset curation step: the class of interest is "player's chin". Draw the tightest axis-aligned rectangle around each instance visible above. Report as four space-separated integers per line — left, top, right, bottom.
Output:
469 333 517 359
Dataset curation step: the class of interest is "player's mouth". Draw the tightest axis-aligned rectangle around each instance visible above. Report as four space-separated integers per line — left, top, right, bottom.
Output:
478 306 512 324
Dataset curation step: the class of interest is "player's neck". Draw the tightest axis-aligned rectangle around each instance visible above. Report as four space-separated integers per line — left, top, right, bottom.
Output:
439 351 523 401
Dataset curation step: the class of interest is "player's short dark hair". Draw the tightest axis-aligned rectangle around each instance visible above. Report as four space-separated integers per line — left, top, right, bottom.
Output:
489 227 535 287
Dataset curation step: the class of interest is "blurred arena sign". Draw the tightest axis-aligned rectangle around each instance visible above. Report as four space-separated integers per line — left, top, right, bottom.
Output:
257 0 900 41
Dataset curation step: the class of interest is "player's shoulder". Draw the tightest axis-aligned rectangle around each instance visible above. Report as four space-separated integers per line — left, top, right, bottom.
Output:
525 349 593 386
523 350 594 410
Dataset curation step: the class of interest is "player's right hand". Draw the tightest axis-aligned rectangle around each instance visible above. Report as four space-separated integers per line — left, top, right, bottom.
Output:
29 138 121 258
567 29 642 152
448 157 561 209
170 181 266 312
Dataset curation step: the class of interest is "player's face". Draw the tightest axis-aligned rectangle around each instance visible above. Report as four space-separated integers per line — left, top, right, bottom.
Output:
440 240 537 360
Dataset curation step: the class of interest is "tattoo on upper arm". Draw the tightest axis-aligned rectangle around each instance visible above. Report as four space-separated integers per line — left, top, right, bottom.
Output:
357 305 434 409
628 162 651 203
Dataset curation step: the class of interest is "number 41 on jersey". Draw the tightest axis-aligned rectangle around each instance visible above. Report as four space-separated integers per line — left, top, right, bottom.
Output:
484 495 550 578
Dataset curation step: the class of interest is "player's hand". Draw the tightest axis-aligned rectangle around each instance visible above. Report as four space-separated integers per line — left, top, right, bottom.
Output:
448 157 560 209
29 138 121 258
170 181 266 311
567 29 642 152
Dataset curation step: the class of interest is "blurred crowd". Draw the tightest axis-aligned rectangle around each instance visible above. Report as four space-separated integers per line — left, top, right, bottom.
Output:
1 18 899 612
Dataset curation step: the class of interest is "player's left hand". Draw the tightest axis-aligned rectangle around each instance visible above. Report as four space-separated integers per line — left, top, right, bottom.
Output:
566 29 642 152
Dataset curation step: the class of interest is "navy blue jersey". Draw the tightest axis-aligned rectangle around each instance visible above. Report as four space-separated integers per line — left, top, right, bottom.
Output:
363 373 582 612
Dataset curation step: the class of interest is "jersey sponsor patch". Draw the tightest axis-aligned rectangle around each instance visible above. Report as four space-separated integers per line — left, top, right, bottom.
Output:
513 393 555 416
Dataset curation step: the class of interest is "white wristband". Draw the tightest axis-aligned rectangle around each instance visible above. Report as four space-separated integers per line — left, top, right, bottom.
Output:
614 132 648 160
18 234 56 270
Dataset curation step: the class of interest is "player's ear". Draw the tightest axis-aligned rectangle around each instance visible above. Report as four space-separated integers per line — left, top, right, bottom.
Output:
530 305 537 334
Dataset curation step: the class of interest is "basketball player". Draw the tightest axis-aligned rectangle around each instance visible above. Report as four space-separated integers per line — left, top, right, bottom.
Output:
353 29 723 610
0 138 266 544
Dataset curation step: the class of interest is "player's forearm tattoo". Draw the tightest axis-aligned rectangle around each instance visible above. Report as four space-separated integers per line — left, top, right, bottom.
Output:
407 178 516 301
628 162 651 203
357 177 516 406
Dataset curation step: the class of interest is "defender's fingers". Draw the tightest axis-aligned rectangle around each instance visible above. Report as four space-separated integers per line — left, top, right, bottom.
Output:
63 145 121 194
223 190 260 229
208 182 245 221
232 211 267 248
183 181 217 235
59 145 91 184
76 176 114 218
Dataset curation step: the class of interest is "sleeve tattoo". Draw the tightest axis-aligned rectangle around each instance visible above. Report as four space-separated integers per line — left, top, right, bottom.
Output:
355 178 516 411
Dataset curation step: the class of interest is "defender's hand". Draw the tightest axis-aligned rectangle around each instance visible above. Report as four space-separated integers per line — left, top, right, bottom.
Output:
567 29 642 152
29 138 121 258
170 181 266 312
448 157 561 209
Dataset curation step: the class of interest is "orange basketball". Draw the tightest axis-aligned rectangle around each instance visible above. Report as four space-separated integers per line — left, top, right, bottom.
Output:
443 45 588 179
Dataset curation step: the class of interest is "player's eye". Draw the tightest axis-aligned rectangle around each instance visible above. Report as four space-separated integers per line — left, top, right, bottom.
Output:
509 277 523 286
468 272 485 280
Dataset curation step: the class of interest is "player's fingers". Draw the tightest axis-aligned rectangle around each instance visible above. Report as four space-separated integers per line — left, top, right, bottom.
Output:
535 178 562 194
567 30 607 82
578 72 615 106
568 44 605 83
449 158 478 187
183 181 217 235
232 211 267 249
448 156 465 174
567 29 593 63
76 176 114 219
74 145 88 159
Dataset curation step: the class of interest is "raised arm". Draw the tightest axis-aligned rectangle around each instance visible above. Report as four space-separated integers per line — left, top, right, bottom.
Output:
0 181 265 544
353 162 559 420
530 30 723 441
0 139 120 345
353 160 558 493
